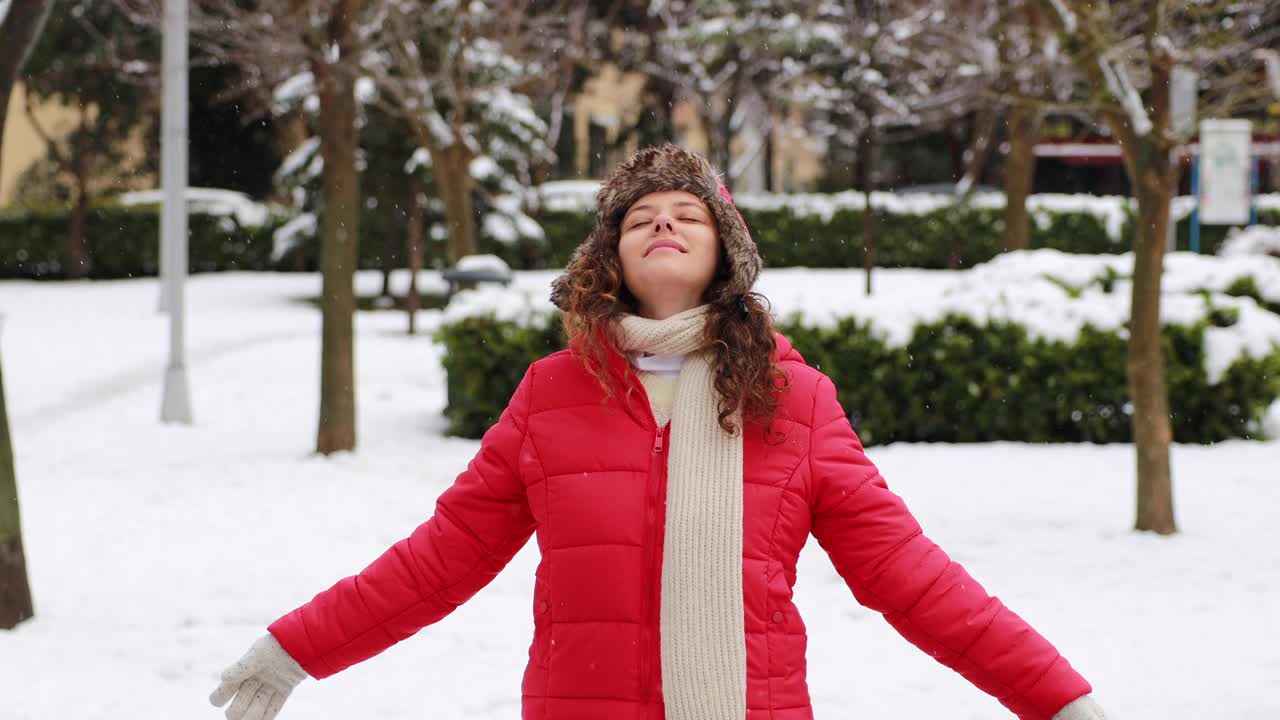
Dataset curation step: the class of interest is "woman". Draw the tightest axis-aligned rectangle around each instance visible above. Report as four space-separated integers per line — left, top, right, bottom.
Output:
210 145 1107 720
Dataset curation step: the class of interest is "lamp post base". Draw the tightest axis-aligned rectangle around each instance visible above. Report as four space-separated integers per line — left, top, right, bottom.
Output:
161 363 193 424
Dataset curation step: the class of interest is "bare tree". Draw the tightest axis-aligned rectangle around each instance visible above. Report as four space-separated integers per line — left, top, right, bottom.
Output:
405 176 424 334
0 0 50 626
788 0 995 285
1042 0 1279 534
527 1 605 180
120 0 388 454
370 0 555 264
639 0 818 188
0 1 52 629
975 0 1077 252
0 0 53 180
0 333 35 629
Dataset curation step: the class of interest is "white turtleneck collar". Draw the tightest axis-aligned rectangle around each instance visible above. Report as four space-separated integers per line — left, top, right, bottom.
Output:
630 351 686 380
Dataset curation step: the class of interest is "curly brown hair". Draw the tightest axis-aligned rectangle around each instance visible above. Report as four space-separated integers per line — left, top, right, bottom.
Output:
556 240 788 436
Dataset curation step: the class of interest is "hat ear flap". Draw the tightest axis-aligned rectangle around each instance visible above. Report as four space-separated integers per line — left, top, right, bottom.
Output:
550 224 617 311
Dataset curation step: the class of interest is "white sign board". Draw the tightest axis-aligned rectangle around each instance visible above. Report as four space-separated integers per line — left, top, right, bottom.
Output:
1199 119 1252 225
1170 66 1198 137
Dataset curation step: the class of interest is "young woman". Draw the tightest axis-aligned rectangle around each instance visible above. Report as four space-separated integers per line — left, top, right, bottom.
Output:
211 145 1107 720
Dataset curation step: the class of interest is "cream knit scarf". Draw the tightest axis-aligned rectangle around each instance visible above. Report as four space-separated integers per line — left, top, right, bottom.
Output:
613 305 746 720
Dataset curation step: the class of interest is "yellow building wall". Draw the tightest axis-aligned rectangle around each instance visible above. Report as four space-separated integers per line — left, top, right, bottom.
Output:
0 83 81 205
1 82 153 206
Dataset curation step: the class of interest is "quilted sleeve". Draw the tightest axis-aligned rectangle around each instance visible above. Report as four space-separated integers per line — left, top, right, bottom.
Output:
268 365 538 679
806 374 1091 720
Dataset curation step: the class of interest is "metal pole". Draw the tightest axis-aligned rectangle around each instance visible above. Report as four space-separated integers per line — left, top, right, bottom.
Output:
157 211 168 312
160 0 192 424
1189 154 1200 254
1167 148 1178 253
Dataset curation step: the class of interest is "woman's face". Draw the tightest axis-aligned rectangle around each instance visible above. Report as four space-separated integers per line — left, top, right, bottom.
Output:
617 190 720 318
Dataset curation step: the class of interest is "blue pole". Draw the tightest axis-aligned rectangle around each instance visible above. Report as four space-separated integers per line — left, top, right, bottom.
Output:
1189 154 1200 254
1249 155 1259 226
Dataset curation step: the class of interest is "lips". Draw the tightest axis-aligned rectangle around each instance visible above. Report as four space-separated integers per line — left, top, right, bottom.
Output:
644 238 687 256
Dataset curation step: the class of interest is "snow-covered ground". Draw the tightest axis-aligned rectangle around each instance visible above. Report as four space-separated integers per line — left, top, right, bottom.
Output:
1 268 1278 720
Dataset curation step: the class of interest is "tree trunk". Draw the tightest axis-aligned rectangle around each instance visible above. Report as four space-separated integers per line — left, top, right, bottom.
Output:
763 121 775 192
0 0 54 181
66 171 90 278
701 96 733 188
959 101 1000 193
947 106 996 269
432 144 477 264
406 177 423 335
0 348 35 629
717 96 734 185
380 205 396 299
1126 151 1177 534
1108 74 1178 535
313 54 360 455
638 77 677 149
1002 101 1041 252
860 136 875 296
1049 0 1177 536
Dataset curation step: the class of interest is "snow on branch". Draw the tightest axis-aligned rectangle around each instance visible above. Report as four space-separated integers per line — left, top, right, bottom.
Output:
1047 0 1077 34
1099 57 1152 136
1256 49 1280 101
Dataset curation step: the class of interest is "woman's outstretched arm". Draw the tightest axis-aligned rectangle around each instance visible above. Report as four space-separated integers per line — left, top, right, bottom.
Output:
267 365 539 679
806 374 1098 720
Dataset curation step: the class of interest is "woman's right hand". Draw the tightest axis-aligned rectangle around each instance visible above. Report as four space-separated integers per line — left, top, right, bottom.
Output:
210 634 308 720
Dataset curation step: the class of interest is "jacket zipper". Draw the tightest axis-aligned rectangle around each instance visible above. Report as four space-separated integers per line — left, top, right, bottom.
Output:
639 422 665 720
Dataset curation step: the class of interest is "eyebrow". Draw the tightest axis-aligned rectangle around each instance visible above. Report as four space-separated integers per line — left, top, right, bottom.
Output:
623 201 709 219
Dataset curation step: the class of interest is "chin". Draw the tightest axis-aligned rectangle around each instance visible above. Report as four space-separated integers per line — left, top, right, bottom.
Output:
641 268 693 286
646 273 714 295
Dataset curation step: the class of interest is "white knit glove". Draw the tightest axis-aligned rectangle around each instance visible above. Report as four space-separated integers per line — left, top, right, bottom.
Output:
1052 694 1108 720
210 634 308 720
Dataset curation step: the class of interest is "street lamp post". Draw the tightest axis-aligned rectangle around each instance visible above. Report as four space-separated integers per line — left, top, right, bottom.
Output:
160 0 192 424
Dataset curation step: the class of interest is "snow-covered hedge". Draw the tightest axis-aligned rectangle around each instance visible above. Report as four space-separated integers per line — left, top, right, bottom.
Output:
1220 225 1280 259
116 188 284 230
436 251 1280 444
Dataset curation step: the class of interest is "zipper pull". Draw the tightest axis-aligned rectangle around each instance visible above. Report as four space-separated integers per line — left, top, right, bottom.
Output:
653 425 665 453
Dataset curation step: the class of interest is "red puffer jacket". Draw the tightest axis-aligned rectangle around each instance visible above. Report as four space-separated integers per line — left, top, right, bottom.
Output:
269 333 1091 720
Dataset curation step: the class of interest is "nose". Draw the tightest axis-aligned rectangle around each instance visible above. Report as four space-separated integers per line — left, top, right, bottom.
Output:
652 213 675 233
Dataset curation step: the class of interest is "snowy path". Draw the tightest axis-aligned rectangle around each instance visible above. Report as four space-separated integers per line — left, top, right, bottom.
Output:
1 271 1277 719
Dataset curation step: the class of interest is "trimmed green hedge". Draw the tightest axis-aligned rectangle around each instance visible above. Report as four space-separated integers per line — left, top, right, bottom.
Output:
536 205 1280 270
0 207 281 278
0 204 550 279
435 312 1280 445
6 200 1279 278
435 317 563 436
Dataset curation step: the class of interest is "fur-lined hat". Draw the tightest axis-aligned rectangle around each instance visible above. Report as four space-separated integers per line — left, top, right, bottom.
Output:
549 144 763 310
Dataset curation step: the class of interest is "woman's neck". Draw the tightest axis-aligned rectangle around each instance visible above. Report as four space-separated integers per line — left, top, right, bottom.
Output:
636 296 704 321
